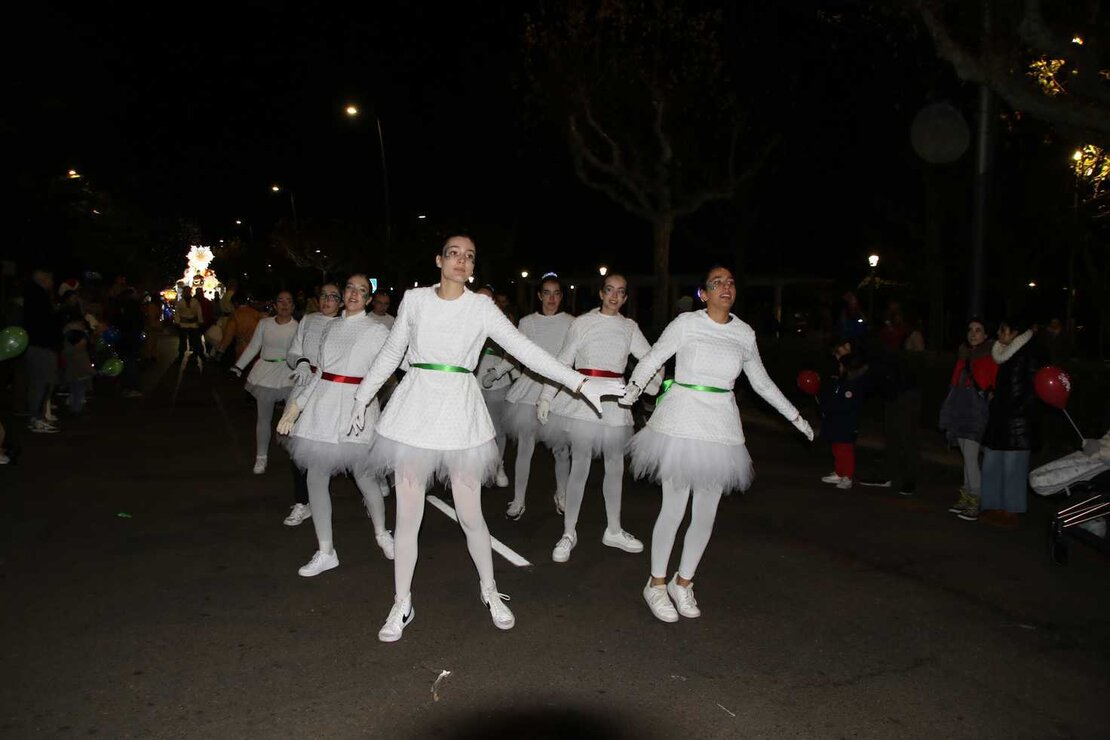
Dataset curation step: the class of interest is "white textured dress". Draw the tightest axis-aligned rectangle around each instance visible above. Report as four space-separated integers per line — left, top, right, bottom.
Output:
287 312 334 372
627 310 800 493
236 317 299 404
352 287 585 488
539 309 660 457
287 312 390 476
502 312 574 439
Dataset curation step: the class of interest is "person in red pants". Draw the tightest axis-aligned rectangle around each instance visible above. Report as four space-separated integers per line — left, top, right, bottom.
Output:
819 342 871 490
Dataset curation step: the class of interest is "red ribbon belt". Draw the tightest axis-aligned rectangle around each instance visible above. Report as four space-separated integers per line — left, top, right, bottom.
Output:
578 368 623 379
321 372 363 384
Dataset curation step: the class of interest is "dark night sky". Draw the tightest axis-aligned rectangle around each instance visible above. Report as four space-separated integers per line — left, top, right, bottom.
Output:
9 1 1036 300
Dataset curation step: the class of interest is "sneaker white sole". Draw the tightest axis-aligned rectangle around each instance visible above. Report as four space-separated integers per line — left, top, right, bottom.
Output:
283 513 312 527
298 556 339 577
602 533 644 553
643 588 679 623
505 504 525 521
378 607 415 643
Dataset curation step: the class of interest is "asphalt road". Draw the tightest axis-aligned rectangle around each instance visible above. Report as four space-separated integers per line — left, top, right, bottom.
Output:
2 340 1107 738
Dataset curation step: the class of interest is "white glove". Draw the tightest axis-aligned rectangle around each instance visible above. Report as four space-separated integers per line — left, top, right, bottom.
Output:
536 399 551 425
792 415 814 442
276 401 301 435
229 366 242 378
579 378 624 416
348 403 367 435
618 382 642 407
291 362 312 386
643 368 664 396
481 367 500 389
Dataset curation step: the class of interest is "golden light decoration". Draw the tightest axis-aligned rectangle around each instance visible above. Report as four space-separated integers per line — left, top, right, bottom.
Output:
180 245 224 299
161 288 178 302
1028 56 1067 96
1071 144 1110 189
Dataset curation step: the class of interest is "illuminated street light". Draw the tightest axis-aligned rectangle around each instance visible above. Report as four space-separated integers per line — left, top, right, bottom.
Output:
67 169 80 179
417 214 427 220
1028 281 1038 288
271 184 281 192
521 270 529 278
1072 35 1084 45
345 104 359 117
868 254 880 268
235 219 242 225
599 266 608 276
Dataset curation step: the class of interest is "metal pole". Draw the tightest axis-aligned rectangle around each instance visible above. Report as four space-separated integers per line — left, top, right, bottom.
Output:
289 192 300 232
969 0 993 319
375 115 391 253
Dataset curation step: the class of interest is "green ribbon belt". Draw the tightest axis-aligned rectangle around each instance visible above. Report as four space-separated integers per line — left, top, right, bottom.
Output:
263 358 285 363
411 362 473 374
658 378 730 400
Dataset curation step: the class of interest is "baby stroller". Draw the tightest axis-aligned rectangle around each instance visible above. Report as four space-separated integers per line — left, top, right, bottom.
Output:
1031 433 1110 565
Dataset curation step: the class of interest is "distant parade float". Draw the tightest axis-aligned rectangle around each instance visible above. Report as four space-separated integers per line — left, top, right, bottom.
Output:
160 245 226 327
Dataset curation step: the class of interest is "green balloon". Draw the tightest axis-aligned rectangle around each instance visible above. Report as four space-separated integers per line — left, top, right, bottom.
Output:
101 357 124 377
0 326 28 361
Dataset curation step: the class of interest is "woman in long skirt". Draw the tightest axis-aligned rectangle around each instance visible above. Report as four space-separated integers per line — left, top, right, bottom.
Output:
538 273 662 563
232 291 298 474
488 273 573 520
621 266 813 622
277 275 395 576
281 282 341 527
348 236 622 642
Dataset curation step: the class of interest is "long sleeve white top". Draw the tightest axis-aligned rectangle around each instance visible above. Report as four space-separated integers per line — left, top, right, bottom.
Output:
368 312 395 329
541 308 655 427
292 312 390 444
504 312 574 405
629 310 799 445
286 312 334 370
353 286 585 451
235 316 298 389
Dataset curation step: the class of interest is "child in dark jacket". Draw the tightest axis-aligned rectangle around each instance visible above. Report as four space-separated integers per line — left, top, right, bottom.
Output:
819 349 870 489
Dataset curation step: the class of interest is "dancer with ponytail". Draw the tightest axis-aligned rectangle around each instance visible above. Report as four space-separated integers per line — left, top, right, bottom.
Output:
277 275 395 576
620 266 813 622
538 273 663 563
347 236 622 642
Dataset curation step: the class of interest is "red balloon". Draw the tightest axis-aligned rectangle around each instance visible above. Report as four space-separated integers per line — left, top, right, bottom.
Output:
1034 366 1072 409
797 370 821 396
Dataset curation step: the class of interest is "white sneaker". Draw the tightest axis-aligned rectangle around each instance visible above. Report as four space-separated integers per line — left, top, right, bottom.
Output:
378 595 415 643
480 582 516 630
376 531 395 560
667 575 701 618
0 453 9 465
297 549 339 577
836 477 854 490
28 419 58 434
495 464 509 488
253 456 268 474
821 472 844 484
552 532 577 563
505 501 525 520
602 529 644 553
553 488 566 515
283 503 311 527
643 579 679 623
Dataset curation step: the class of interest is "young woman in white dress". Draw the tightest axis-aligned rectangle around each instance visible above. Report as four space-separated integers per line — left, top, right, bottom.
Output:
281 283 341 527
620 267 814 622
486 273 574 520
277 275 395 577
347 236 622 642
538 273 662 563
232 291 298 474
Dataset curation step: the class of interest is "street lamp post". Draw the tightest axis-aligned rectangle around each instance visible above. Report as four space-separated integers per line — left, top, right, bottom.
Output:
867 254 880 323
345 104 391 252
271 185 299 231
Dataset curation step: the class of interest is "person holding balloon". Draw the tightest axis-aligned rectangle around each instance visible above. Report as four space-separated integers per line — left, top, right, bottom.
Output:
818 341 872 490
978 317 1045 528
621 265 813 622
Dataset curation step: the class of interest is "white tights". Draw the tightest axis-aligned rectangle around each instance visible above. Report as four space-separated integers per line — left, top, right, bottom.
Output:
255 398 278 458
306 468 388 554
650 480 723 580
564 442 625 536
511 433 570 507
393 472 494 600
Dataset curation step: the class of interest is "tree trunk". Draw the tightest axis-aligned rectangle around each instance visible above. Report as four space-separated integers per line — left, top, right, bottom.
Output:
924 167 945 350
652 215 674 332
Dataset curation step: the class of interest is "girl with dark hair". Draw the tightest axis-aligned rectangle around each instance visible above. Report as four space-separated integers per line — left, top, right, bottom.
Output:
347 236 621 642
621 266 813 622
538 272 663 564
277 275 395 575
490 273 574 519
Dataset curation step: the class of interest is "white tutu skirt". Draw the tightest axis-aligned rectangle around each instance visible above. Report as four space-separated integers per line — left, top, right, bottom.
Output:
541 414 632 459
368 435 500 490
502 401 540 441
627 427 754 494
247 383 292 405
287 436 374 478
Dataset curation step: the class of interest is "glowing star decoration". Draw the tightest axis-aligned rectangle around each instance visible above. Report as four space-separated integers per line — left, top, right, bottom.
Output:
178 245 224 299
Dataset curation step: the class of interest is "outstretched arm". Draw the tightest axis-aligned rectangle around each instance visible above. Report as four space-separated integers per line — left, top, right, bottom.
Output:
353 298 413 407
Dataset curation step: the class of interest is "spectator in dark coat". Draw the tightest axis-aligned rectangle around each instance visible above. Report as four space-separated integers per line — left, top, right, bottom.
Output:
819 343 871 489
978 317 1045 528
